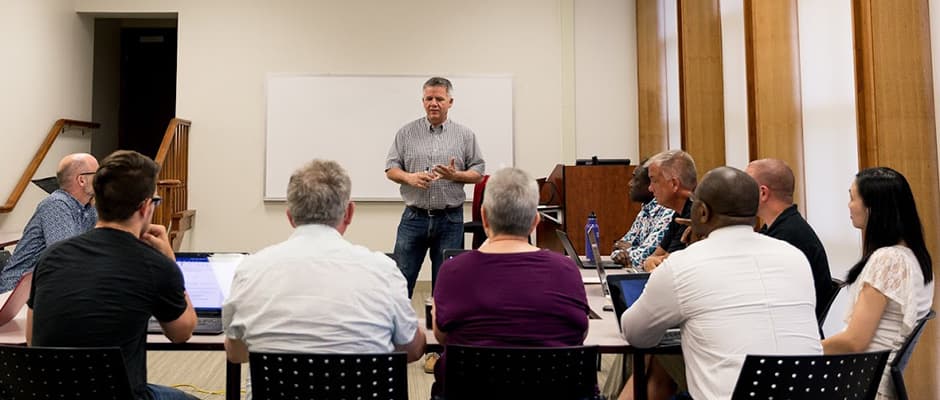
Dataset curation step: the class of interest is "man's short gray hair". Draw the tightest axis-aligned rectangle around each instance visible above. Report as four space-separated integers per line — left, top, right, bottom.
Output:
423 77 453 96
649 150 697 190
482 168 539 237
287 159 351 227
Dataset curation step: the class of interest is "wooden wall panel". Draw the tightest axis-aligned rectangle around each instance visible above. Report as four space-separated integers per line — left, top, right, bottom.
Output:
677 0 726 175
636 0 668 159
743 0 806 208
853 0 940 398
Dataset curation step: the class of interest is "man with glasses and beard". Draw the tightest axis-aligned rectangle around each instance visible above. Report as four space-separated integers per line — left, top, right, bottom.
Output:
0 153 99 292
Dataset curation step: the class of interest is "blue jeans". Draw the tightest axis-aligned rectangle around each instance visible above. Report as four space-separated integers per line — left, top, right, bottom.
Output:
147 384 198 400
394 206 464 298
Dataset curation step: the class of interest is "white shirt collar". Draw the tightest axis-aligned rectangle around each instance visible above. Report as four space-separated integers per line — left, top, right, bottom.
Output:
290 223 343 241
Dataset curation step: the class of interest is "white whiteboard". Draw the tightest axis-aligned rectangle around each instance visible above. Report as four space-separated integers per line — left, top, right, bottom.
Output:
265 74 514 201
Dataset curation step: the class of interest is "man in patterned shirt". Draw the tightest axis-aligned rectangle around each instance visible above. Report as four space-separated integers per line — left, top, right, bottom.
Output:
0 153 98 292
611 161 674 268
385 77 485 298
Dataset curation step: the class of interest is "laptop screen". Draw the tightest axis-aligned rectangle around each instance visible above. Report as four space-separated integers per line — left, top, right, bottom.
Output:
607 273 651 328
555 229 584 267
586 228 607 286
175 253 243 311
442 249 470 261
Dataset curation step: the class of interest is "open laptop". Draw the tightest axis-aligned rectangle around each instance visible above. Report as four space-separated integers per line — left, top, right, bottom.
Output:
442 248 470 261
607 273 681 346
585 229 610 296
0 272 32 326
148 252 243 335
555 229 621 270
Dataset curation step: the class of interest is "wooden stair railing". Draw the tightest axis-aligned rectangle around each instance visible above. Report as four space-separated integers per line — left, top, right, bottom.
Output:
0 119 100 214
153 118 194 251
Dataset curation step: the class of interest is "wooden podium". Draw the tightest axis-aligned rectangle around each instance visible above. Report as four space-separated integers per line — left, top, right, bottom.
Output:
537 163 642 255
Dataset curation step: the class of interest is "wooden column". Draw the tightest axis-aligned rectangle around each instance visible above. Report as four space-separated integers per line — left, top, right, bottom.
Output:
636 0 669 159
743 0 806 208
677 0 726 175
853 0 940 398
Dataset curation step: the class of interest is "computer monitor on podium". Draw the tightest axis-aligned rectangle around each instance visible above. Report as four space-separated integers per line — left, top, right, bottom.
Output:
575 157 631 166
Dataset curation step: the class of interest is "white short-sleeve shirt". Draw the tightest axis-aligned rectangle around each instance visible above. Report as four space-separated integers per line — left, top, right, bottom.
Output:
621 225 823 400
845 245 934 400
223 224 418 354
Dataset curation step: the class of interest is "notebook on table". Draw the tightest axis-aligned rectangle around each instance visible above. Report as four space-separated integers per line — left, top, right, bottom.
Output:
148 252 243 335
607 273 681 346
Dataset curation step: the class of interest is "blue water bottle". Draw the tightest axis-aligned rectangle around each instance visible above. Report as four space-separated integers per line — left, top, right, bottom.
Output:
585 211 600 263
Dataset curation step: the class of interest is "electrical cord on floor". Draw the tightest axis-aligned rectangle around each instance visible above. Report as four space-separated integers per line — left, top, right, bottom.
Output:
170 383 245 397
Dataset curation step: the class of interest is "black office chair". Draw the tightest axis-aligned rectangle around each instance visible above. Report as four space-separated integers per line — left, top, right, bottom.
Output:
0 345 133 399
891 309 935 400
249 352 408 400
442 248 470 262
444 344 601 400
730 350 890 400
30 176 59 194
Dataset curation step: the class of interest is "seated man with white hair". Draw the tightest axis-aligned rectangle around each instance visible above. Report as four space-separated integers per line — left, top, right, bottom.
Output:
431 167 591 398
223 159 425 366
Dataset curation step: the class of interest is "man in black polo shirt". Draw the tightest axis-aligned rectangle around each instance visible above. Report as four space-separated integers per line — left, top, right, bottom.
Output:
642 150 698 272
27 150 198 400
747 158 833 322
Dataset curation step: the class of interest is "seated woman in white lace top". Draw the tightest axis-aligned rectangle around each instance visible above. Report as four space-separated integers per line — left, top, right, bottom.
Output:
822 167 934 400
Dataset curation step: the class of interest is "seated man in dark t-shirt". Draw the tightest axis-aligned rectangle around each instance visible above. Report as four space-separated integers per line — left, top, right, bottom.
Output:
642 150 698 272
27 150 198 400
747 158 833 322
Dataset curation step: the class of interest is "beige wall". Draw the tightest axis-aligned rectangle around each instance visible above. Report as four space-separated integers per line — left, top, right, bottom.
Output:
718 0 749 169
72 1 572 280
0 0 94 233
574 0 638 160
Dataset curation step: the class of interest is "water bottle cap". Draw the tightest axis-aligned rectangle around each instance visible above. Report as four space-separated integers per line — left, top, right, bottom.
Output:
589 211 597 218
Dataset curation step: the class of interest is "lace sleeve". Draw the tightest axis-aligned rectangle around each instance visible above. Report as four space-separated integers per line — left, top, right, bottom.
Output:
855 246 918 330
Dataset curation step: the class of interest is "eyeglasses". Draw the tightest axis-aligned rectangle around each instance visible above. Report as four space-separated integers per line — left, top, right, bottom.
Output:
78 172 96 177
150 196 163 207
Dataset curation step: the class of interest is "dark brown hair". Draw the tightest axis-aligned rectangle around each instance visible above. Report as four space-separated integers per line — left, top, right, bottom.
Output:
93 150 160 222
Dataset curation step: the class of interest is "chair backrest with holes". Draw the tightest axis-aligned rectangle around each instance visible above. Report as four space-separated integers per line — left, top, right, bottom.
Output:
0 345 133 400
730 350 890 400
443 344 600 400
248 352 408 400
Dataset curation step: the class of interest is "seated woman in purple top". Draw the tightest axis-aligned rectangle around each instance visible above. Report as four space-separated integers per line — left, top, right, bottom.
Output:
431 167 591 398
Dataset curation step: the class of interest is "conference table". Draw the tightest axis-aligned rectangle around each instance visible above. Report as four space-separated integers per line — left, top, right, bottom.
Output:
0 266 677 400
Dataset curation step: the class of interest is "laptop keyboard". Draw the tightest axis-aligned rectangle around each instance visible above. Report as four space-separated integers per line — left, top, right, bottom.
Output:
660 329 681 345
147 316 223 335
194 317 223 334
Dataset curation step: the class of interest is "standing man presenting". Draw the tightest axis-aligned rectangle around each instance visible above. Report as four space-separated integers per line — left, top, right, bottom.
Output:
386 77 485 298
